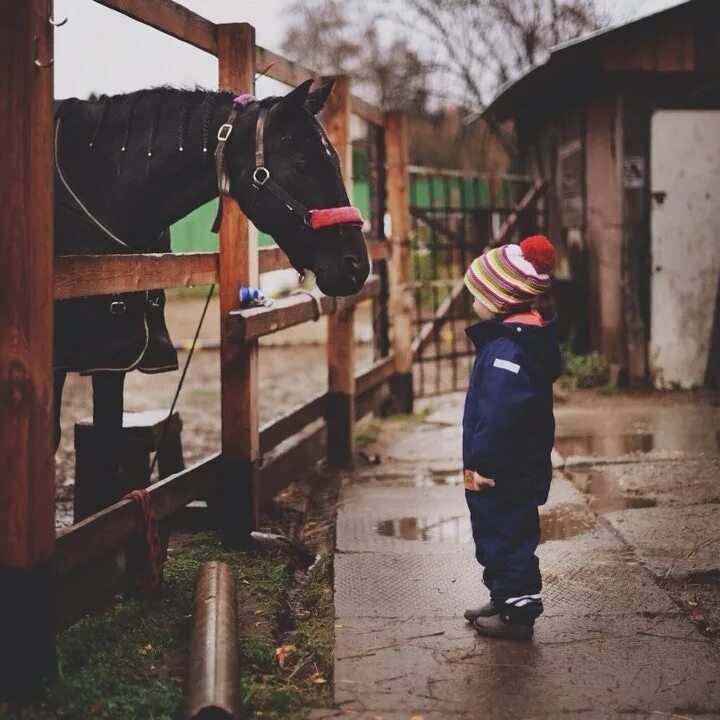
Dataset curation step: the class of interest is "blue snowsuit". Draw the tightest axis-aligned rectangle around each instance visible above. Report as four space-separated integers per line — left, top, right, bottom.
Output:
463 315 560 623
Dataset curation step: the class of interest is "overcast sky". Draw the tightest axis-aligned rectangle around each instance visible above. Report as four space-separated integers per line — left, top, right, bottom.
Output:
54 0 688 101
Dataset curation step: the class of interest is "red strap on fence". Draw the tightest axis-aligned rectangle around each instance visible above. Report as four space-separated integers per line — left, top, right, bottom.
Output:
123 488 163 595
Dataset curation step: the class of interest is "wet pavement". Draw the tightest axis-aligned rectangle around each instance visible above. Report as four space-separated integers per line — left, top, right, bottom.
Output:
328 391 720 719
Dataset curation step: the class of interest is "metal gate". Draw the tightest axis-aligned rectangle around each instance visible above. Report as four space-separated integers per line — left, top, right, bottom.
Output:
408 169 546 396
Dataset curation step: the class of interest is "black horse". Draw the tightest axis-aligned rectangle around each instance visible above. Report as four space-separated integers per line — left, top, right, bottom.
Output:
53 79 369 515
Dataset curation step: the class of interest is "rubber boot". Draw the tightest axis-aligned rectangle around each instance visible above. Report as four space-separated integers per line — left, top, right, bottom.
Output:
473 614 534 641
463 601 498 622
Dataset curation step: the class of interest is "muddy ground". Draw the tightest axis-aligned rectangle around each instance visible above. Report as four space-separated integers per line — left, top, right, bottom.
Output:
54 295 373 529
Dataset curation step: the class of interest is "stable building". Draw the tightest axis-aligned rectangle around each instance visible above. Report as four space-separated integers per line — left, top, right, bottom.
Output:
484 0 720 388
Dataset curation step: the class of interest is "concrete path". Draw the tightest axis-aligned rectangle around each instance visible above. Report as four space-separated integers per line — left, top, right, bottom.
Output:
321 393 720 719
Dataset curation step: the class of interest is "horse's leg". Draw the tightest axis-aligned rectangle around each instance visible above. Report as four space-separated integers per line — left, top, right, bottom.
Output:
91 371 126 513
53 369 66 451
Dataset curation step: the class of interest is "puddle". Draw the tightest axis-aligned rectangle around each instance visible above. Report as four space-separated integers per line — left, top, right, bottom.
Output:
555 433 654 457
554 404 720 458
412 471 463 487
568 467 658 512
375 507 594 545
376 516 471 543
539 506 594 542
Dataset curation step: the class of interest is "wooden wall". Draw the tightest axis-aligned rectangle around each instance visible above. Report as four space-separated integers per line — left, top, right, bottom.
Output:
584 92 626 365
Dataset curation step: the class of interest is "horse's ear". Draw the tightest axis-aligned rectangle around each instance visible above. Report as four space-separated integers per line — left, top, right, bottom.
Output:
305 80 335 115
275 79 314 119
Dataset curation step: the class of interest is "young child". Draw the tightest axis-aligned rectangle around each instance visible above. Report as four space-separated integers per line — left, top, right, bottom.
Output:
461 235 560 641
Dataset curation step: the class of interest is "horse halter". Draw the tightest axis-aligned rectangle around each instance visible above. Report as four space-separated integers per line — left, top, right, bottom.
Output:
211 94 364 234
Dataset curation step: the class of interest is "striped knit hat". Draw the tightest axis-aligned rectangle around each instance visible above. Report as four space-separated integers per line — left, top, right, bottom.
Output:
464 235 555 316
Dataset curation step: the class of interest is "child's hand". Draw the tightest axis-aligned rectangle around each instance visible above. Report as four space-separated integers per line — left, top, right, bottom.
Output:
463 469 496 491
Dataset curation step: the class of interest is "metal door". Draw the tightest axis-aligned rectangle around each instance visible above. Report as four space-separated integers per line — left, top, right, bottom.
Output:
650 110 720 388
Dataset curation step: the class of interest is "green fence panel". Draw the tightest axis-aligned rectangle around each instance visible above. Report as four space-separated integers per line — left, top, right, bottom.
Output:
170 198 276 252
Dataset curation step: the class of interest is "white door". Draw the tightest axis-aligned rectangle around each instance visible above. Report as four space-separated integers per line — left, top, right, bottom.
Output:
650 110 720 389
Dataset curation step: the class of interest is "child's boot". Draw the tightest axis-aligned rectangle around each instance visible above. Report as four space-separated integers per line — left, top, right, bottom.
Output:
463 602 498 622
473 614 534 641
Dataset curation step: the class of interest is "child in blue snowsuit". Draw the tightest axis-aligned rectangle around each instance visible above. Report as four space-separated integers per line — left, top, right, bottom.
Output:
462 235 560 641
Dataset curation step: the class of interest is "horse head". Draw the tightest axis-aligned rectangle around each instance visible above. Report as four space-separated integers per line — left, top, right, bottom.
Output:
223 80 370 297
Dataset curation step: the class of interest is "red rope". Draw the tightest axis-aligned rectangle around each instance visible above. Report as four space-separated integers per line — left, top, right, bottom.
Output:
123 489 163 595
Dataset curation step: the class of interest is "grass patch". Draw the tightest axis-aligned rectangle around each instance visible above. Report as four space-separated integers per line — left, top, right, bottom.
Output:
1 532 333 720
560 344 610 389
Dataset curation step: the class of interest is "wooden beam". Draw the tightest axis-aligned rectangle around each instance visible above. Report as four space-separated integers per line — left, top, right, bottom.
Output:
255 46 318 87
229 275 380 341
217 23 259 540
257 421 326 504
54 454 221 577
258 246 292 274
91 0 217 55
323 75 356 467
255 46 384 126
259 393 326 455
0 0 57 695
54 252 219 299
355 355 395 397
385 111 414 412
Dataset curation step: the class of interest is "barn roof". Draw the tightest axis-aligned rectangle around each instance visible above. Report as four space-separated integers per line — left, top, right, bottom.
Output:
484 0 704 120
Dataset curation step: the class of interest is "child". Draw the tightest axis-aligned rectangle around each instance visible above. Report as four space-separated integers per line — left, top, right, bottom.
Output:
461 235 560 641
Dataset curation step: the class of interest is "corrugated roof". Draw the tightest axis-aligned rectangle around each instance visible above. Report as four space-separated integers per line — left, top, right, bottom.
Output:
483 0 700 120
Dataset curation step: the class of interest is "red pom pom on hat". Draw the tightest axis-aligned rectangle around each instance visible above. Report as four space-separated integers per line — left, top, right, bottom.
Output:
519 234 555 274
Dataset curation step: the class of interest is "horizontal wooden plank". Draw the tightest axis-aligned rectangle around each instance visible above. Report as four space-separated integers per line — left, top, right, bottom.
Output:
259 393 326 455
355 354 395 396
259 246 292 274
349 95 385 128
356 380 390 421
92 0 217 55
54 454 220 577
54 252 219 299
255 45 384 127
229 275 380 340
55 242 385 298
255 46 318 87
257 420 326 504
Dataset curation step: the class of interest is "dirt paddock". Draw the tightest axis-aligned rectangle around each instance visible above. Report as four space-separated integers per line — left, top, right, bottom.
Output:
54 296 374 529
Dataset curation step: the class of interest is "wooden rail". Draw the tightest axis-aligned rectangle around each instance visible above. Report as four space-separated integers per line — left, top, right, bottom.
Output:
54 241 389 300
54 454 221 578
54 252 219 299
92 0 217 54
91 0 385 126
229 275 380 341
0 0 406 671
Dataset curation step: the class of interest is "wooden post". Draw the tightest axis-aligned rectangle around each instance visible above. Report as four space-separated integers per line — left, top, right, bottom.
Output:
323 75 356 466
217 23 259 541
0 0 57 695
385 112 414 413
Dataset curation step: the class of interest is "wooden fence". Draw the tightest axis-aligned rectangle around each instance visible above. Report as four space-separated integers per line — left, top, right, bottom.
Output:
0 0 416 694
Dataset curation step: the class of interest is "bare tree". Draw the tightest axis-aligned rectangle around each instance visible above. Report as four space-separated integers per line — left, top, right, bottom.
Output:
281 0 431 113
392 0 607 110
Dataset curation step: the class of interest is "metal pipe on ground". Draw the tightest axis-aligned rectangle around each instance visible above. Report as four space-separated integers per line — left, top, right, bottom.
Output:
187 561 240 720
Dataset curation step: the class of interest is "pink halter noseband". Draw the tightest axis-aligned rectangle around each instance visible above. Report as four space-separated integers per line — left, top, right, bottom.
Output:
212 94 364 233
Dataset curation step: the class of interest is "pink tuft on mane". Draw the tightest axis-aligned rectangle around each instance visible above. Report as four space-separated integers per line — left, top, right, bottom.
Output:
308 207 363 230
234 94 257 107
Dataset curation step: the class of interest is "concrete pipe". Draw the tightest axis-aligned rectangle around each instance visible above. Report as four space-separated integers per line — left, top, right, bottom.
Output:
186 561 239 720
